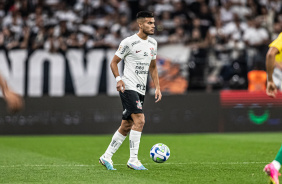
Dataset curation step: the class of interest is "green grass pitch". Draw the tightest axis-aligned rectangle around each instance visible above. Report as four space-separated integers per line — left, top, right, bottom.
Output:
0 133 281 184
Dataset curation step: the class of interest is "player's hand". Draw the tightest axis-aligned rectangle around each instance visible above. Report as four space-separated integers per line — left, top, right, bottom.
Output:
4 90 23 113
116 80 125 93
155 88 162 103
266 81 277 98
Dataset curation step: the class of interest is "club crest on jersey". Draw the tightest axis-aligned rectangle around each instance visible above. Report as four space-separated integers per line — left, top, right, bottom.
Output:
136 100 142 109
150 48 154 56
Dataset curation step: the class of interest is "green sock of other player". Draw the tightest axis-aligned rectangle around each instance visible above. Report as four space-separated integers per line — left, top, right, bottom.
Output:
273 146 282 171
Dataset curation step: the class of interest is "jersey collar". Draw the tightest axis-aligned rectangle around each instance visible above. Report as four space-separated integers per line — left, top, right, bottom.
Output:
135 33 148 43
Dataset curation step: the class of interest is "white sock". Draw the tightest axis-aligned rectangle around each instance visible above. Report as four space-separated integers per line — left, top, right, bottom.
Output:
129 130 142 162
272 160 281 171
104 130 126 159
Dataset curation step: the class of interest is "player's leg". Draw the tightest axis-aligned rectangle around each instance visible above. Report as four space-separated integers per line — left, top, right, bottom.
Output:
103 120 133 158
117 90 147 170
127 113 147 170
99 120 133 170
264 145 282 184
274 146 282 170
129 113 145 162
118 119 134 136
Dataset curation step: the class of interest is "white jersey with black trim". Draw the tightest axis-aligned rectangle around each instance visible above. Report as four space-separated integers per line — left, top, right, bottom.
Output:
115 34 158 95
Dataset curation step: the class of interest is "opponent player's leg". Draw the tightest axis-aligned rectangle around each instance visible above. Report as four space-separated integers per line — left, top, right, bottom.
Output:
99 120 133 170
127 113 147 170
264 145 282 184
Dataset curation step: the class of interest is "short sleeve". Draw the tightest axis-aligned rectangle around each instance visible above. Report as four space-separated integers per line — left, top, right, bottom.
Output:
115 39 130 59
152 43 157 60
269 33 282 53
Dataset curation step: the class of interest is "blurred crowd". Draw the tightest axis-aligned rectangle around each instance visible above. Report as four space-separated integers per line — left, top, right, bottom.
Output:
1 0 282 90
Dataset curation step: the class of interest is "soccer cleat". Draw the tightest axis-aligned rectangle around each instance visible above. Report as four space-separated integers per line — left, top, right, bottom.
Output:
127 160 148 170
99 156 116 170
264 163 281 184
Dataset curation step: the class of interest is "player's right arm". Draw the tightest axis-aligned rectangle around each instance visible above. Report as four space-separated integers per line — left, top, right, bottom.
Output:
112 39 131 93
0 73 23 112
266 47 279 98
110 55 125 93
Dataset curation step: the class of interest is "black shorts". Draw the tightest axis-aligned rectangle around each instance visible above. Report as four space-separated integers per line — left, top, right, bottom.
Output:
119 90 145 120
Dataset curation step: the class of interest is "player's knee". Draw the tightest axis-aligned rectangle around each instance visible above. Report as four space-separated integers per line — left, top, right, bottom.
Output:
136 117 145 128
140 119 145 127
119 127 130 136
124 123 132 133
120 120 133 135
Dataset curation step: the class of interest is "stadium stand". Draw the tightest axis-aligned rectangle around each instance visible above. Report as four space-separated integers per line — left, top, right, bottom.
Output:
0 0 282 91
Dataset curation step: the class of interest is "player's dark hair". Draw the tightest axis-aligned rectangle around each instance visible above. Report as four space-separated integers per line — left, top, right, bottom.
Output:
136 11 154 19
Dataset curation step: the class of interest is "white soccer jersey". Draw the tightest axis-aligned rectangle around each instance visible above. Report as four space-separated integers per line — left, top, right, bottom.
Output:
115 34 158 95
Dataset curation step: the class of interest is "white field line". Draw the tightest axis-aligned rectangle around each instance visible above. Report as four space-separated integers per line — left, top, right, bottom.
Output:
0 162 268 168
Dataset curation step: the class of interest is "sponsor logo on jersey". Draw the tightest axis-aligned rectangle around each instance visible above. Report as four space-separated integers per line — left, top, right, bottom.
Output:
150 48 154 56
136 84 146 91
120 45 129 54
131 40 141 47
135 70 149 75
135 65 144 70
136 100 142 109
136 50 141 53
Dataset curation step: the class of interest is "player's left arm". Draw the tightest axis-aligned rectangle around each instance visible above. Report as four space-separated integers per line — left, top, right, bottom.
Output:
149 59 162 103
266 47 279 82
0 73 23 112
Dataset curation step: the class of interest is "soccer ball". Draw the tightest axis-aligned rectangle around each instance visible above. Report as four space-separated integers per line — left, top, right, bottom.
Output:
150 143 170 163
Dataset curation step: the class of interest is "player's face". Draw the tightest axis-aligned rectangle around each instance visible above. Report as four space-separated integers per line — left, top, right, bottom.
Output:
142 18 155 35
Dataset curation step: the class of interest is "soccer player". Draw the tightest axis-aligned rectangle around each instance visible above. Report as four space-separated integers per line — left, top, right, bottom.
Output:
0 73 23 112
264 32 282 184
99 11 161 170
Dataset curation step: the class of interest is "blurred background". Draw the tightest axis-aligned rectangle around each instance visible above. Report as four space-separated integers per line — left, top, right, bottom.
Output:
0 0 282 134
